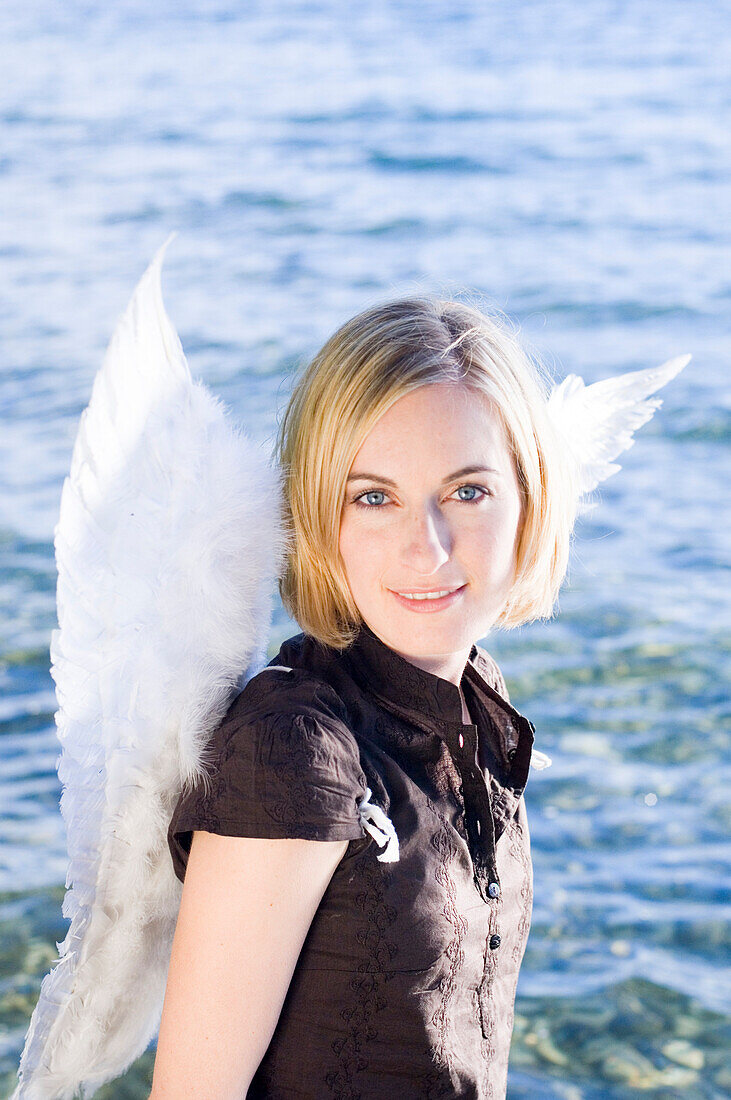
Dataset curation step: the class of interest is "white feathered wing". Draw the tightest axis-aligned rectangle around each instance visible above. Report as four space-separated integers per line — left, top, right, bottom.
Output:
547 353 691 516
12 233 286 1099
521 352 690 775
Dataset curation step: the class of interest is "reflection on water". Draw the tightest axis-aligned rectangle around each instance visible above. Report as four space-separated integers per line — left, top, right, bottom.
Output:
1 1 728 1097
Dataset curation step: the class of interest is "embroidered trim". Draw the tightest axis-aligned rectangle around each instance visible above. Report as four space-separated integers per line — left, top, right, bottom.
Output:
423 798 468 1069
507 808 533 969
358 787 400 862
327 859 396 1096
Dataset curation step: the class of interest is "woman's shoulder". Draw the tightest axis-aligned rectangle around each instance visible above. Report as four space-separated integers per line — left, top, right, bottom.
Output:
230 631 352 731
167 634 368 882
203 632 361 776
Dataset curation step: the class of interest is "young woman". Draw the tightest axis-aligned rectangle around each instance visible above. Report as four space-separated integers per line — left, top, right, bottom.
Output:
151 298 579 1099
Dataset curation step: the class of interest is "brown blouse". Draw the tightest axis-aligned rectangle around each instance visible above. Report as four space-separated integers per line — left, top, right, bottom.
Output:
167 621 537 1099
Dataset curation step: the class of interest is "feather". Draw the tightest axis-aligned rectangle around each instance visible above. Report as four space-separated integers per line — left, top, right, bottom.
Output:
529 749 553 771
546 354 691 515
12 234 286 1099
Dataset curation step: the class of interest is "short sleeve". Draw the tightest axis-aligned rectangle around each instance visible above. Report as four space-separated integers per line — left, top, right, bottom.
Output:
167 700 368 884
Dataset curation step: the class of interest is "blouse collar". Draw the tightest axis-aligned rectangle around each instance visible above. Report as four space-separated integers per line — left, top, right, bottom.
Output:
273 621 537 793
343 621 535 772
345 620 477 725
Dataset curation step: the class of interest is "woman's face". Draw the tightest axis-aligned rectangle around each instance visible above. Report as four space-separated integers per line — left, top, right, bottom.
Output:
338 381 524 676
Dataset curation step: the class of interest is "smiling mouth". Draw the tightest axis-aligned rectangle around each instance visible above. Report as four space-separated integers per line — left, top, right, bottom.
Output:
390 585 466 601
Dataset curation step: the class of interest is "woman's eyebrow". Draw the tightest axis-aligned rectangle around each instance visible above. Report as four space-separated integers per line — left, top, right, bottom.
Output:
346 464 500 487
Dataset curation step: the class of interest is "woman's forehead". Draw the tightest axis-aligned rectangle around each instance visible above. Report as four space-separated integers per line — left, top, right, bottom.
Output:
351 383 511 464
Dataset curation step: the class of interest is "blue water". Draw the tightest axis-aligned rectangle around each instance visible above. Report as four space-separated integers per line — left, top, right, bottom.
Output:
1 2 729 1097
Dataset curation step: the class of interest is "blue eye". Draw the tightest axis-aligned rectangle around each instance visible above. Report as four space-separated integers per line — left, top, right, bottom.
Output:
455 484 487 502
354 489 388 508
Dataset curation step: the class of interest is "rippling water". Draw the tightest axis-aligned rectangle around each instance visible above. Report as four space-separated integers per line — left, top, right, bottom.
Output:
1 2 729 1097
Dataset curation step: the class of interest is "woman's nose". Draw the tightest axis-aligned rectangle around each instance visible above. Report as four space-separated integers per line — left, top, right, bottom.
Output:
399 507 452 574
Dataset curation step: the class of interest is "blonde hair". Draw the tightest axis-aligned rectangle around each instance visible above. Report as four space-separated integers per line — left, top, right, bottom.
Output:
274 296 579 649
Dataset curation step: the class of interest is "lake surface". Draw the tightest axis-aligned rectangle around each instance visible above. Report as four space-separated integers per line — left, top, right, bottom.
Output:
1 2 729 1097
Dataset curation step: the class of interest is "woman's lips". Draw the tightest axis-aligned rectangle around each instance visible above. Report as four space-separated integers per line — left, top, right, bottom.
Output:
389 584 467 613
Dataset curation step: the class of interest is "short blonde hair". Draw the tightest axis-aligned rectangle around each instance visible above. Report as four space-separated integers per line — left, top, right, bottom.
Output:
274 296 578 649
